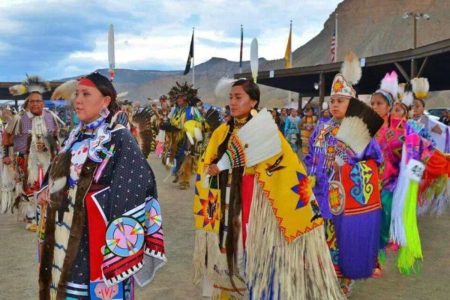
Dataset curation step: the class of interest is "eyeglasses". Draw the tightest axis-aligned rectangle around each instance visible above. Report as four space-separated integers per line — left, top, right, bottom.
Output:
29 100 44 104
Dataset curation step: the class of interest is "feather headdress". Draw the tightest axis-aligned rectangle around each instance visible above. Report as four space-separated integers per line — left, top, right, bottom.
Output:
168 81 198 104
397 83 414 107
51 80 78 101
374 71 398 106
330 51 361 99
9 75 51 96
411 77 429 100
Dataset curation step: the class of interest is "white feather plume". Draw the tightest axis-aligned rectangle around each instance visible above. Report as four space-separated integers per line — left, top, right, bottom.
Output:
380 71 398 100
51 79 78 101
250 38 259 82
117 91 129 101
215 77 235 101
398 83 406 100
402 91 414 106
411 77 429 99
341 51 362 85
9 84 27 96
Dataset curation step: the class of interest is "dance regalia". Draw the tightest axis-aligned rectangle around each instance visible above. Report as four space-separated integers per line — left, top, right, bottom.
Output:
284 116 300 152
3 110 59 225
165 105 203 187
305 118 383 280
38 116 166 299
300 115 317 155
193 110 344 300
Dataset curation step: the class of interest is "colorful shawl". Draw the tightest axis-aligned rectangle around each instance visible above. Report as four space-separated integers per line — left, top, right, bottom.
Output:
193 123 344 299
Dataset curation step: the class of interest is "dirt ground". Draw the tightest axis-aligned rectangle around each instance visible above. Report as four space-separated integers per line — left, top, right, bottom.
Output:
1 154 449 300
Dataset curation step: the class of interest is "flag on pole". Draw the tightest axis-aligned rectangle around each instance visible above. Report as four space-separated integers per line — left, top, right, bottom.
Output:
108 24 115 80
330 31 337 62
239 25 243 72
184 30 194 75
284 21 292 68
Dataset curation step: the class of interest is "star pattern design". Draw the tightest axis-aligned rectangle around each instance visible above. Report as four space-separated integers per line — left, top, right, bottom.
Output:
196 191 219 228
291 172 311 209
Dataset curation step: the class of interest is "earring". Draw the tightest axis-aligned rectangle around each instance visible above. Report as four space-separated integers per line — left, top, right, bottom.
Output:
100 107 110 118
250 108 258 117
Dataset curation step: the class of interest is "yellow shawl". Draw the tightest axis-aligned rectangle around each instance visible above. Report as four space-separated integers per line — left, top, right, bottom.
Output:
193 123 323 242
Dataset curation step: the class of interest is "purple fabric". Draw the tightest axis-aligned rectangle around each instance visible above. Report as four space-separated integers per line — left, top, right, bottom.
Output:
13 111 57 154
337 209 381 279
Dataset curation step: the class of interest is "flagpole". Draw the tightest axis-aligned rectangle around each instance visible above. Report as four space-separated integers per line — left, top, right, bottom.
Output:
335 13 338 62
192 27 195 87
288 20 292 107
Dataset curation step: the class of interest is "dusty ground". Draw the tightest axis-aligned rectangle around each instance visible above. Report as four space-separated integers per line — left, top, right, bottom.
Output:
1 155 449 299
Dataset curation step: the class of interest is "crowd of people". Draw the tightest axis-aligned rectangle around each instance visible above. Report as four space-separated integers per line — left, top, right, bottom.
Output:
0 50 449 299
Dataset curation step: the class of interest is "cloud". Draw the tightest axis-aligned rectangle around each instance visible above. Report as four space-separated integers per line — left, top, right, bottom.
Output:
0 0 342 81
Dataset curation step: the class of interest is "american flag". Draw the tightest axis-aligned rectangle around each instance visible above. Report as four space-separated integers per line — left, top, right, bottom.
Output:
330 31 336 62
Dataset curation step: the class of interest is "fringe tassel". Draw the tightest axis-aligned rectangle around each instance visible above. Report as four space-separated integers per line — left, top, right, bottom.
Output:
390 146 409 246
193 230 207 285
193 230 222 285
246 182 345 300
397 180 422 274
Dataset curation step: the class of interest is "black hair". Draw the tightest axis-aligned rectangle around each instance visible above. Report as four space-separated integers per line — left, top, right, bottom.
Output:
84 72 119 120
415 98 425 108
232 78 260 108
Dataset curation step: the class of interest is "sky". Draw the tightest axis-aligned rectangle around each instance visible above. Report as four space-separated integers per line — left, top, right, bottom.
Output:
0 0 342 81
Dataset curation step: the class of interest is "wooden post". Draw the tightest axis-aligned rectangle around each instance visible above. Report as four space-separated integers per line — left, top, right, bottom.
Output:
411 58 417 78
319 72 325 114
297 93 302 111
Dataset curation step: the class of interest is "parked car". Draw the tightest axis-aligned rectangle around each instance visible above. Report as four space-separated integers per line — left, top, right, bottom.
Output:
425 107 448 120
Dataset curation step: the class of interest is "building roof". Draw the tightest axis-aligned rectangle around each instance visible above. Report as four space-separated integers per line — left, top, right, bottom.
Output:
235 38 450 96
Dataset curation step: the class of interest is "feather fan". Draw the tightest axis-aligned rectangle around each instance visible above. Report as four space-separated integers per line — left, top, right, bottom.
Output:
336 98 383 155
204 108 221 131
217 108 281 170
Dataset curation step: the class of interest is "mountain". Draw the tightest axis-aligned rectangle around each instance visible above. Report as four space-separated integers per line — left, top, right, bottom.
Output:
79 0 450 108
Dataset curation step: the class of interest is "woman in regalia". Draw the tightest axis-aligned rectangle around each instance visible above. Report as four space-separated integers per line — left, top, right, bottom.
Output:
300 105 317 155
38 73 166 300
284 108 301 152
371 73 448 275
193 78 344 300
305 53 384 296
